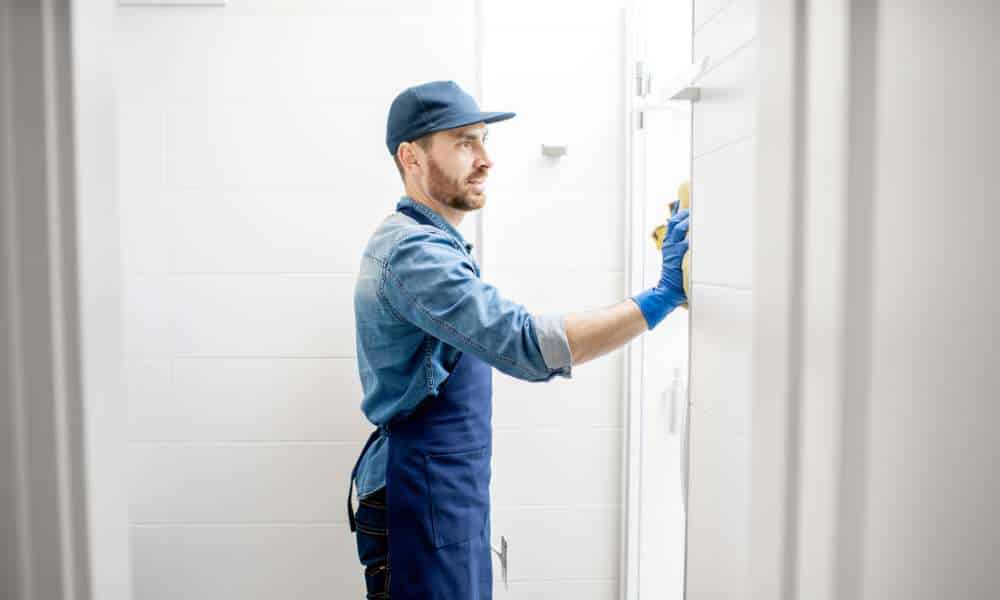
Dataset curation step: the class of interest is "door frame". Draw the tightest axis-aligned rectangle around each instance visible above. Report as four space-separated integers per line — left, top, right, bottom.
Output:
620 5 646 600
620 2 693 599
1 1 131 599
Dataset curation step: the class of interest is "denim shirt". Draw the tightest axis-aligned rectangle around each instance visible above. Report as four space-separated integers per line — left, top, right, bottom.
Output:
352 196 573 498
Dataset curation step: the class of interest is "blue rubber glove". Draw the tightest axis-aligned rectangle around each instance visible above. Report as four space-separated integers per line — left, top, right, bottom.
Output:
632 209 689 329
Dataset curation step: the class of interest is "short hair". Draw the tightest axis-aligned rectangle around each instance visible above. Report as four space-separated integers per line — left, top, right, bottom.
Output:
393 133 434 182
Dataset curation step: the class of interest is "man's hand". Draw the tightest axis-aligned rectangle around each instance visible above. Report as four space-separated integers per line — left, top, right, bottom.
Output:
632 209 690 329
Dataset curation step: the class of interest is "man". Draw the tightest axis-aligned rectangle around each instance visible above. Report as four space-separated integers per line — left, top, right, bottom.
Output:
347 80 689 599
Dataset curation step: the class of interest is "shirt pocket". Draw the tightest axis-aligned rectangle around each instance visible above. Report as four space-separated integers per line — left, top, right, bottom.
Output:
424 446 491 548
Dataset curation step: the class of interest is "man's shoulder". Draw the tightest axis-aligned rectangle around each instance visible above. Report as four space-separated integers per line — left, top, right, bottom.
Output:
364 212 464 263
363 212 424 259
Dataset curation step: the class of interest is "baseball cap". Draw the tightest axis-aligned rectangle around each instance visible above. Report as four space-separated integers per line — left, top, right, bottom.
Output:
385 80 515 155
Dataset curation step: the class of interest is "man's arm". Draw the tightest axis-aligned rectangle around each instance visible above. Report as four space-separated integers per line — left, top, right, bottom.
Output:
565 300 648 365
381 227 572 382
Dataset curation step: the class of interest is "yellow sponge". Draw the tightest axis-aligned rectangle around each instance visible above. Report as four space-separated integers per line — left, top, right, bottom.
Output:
650 181 691 308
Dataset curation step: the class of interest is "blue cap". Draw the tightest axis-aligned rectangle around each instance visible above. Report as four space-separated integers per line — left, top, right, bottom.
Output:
386 80 515 155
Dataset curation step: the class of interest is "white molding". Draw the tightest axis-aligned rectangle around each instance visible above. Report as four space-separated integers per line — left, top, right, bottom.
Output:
620 4 646 600
2 1 130 598
750 1 857 599
473 0 487 270
72 0 134 598
118 1 226 5
750 0 807 597
1 0 94 597
795 3 851 599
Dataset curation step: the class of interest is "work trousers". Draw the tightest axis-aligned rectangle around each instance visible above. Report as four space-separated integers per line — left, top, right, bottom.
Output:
354 488 390 599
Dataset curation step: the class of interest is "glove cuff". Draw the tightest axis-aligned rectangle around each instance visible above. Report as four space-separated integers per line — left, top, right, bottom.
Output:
631 288 678 330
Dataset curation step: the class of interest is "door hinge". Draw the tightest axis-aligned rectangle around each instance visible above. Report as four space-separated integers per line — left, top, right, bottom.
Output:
635 60 651 97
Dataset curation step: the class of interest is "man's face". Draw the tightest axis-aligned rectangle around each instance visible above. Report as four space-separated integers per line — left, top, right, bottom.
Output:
420 123 492 211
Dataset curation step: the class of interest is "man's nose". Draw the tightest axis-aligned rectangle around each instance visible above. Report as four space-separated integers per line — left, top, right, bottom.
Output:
475 149 493 170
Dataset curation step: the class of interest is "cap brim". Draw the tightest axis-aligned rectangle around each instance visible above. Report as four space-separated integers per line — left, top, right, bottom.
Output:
480 111 516 124
439 111 516 132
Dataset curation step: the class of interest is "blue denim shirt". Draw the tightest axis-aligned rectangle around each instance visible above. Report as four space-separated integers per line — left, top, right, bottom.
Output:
352 196 573 498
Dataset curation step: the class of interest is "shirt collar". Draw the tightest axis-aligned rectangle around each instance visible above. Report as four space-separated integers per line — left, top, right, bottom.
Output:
396 196 475 254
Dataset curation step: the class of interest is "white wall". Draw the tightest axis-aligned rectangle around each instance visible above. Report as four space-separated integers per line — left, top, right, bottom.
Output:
74 0 135 598
115 2 475 599
861 1 999 597
481 1 626 597
684 0 757 598
116 1 628 598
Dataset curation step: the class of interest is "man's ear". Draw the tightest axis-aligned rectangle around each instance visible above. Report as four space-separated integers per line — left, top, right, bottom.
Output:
398 142 420 175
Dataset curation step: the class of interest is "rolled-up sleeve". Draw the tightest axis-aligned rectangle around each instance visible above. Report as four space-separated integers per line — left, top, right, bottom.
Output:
380 228 572 382
530 313 573 372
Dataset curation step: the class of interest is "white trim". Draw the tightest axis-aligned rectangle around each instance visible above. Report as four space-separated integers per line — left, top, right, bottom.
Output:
1 5 34 593
750 1 862 599
42 0 83 593
620 4 645 599
4 224 35 598
473 0 487 270
72 0 133 594
750 1 805 597
1 0 93 597
2 0 130 598
682 5 695 599
795 3 851 599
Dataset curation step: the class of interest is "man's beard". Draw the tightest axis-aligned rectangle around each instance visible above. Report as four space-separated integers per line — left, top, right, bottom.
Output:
426 155 486 211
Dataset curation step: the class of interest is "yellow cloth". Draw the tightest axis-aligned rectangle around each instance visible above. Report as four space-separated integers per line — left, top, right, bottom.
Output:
650 181 691 308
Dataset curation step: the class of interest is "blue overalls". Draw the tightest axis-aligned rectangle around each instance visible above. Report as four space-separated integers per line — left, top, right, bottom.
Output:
348 204 494 599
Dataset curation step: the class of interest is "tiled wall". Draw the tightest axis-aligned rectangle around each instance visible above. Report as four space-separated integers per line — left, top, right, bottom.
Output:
116 2 476 598
116 1 627 598
482 1 626 596
686 0 757 598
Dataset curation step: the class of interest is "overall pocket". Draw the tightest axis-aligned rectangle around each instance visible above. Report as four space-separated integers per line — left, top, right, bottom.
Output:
424 446 491 548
